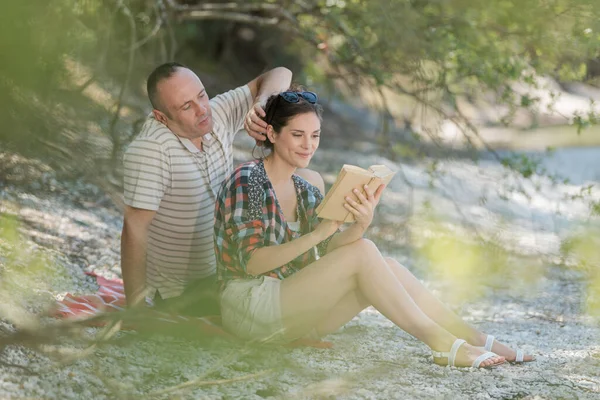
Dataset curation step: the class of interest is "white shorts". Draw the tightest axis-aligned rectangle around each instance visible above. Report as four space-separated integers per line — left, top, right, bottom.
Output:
220 276 286 343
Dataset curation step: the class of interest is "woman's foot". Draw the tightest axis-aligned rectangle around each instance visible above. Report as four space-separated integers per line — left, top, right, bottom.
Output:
432 341 505 368
472 333 534 363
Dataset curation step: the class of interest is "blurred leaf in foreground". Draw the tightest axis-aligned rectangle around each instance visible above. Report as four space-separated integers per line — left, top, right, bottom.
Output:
561 227 600 318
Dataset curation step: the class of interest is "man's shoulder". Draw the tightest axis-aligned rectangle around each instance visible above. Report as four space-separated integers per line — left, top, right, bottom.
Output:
126 118 180 153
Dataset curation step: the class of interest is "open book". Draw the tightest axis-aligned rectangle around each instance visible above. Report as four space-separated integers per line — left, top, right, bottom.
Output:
316 164 396 222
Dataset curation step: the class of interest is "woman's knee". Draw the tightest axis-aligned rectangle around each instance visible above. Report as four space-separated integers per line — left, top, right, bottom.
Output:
384 257 411 276
384 256 404 268
337 238 382 273
343 238 380 259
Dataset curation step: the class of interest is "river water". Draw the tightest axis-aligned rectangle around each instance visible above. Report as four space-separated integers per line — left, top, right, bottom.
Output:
534 146 600 185
315 144 599 262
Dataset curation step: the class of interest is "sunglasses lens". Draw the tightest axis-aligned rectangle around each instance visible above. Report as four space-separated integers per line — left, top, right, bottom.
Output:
280 92 300 103
301 91 317 104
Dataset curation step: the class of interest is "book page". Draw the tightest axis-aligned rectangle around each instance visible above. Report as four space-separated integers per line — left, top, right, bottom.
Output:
368 165 395 180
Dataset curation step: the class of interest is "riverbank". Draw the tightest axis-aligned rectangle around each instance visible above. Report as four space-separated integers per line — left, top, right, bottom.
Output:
1 136 599 398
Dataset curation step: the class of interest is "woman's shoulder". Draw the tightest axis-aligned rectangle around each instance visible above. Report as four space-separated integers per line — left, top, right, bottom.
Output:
235 159 260 173
294 168 325 198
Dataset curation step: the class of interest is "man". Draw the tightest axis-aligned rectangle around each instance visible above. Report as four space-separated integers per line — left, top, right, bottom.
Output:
121 62 292 314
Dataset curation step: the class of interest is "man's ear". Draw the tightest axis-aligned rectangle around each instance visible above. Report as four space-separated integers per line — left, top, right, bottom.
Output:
153 109 168 125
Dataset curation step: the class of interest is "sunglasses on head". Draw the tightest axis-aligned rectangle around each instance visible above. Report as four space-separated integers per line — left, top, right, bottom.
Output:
266 91 318 126
279 91 318 104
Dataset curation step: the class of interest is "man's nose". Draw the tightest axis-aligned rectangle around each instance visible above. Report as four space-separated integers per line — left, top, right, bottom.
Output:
193 101 207 115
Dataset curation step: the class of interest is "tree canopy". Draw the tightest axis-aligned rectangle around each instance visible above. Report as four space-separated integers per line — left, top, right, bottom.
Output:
1 0 599 176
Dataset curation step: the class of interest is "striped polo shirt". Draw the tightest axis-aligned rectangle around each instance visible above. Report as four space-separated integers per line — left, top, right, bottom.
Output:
123 85 253 299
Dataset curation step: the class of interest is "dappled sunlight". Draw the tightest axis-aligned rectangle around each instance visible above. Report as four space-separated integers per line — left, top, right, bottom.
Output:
64 58 135 119
4 196 109 246
2 0 600 397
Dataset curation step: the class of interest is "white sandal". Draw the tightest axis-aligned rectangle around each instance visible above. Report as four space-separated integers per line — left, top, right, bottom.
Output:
480 335 529 363
432 339 501 368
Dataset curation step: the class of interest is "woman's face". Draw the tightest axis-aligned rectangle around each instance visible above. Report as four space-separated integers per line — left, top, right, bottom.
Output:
270 112 321 169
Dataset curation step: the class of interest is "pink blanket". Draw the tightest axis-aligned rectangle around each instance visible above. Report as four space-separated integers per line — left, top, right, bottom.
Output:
53 273 332 348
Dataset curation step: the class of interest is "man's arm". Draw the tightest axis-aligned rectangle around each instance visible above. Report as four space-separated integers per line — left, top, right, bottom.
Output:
121 206 156 307
244 67 293 142
247 67 293 106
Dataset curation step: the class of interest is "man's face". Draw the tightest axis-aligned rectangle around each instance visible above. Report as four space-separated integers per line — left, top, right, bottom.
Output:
153 68 213 140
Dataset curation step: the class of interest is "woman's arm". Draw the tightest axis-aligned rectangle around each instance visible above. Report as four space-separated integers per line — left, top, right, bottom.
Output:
325 223 365 252
326 184 386 252
322 182 386 253
220 166 341 277
246 221 338 275
299 170 367 252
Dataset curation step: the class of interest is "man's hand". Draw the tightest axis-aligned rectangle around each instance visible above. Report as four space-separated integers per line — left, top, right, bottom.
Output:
245 67 292 146
244 102 268 145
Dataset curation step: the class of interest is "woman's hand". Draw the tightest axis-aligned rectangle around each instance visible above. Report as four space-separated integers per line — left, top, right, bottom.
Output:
344 184 385 232
314 219 343 242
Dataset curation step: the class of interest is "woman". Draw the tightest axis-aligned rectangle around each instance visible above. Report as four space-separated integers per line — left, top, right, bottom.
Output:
214 89 533 368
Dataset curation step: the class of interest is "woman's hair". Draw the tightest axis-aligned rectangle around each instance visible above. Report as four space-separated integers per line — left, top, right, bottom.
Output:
260 86 323 151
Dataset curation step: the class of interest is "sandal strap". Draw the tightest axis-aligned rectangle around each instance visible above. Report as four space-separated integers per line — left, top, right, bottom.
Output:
484 335 495 352
431 339 467 367
472 351 497 368
515 349 524 363
449 339 466 367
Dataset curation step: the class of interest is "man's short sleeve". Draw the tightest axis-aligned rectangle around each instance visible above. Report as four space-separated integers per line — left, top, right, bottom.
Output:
123 139 171 211
209 85 253 144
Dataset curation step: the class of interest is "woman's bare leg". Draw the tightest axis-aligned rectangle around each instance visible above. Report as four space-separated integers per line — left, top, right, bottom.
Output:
311 289 369 338
382 257 481 342
280 239 504 367
384 257 533 362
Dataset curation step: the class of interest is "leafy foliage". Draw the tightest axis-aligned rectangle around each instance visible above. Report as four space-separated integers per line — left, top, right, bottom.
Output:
2 0 600 173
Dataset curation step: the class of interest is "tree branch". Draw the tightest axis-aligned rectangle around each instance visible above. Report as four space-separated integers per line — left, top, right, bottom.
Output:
165 1 281 13
108 0 137 169
132 5 163 50
148 370 272 397
178 10 279 25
